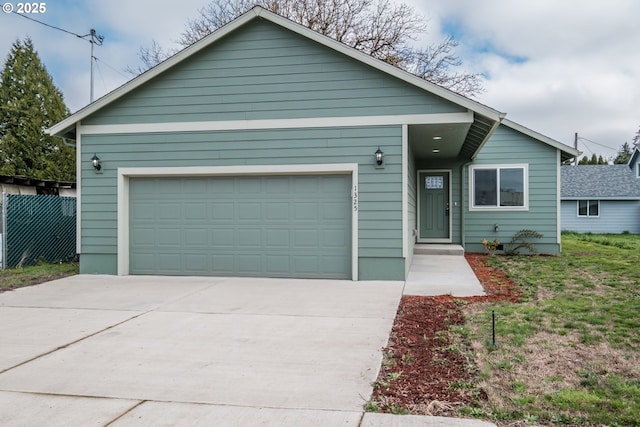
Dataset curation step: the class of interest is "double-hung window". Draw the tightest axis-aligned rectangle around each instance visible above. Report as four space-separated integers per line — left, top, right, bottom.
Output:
470 164 528 210
578 200 599 217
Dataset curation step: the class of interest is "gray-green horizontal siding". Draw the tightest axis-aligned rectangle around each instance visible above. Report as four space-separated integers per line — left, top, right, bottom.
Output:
464 125 561 253
80 125 404 266
84 19 465 126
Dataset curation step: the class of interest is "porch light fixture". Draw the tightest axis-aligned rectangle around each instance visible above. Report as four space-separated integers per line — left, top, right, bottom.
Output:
91 154 102 171
374 147 384 166
432 149 440 154
432 136 442 140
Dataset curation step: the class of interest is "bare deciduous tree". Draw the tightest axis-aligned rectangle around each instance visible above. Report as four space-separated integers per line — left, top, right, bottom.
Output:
130 0 483 97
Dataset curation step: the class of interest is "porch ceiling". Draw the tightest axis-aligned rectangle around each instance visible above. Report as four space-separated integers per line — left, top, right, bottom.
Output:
409 114 497 160
409 122 472 159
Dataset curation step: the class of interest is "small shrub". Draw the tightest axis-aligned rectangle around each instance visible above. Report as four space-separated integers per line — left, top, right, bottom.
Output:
482 238 500 255
505 230 543 255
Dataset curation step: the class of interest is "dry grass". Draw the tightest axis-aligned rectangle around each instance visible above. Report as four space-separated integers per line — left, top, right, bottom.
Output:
462 234 640 425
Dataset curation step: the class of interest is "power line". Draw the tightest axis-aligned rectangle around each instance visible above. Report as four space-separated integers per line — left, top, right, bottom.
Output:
6 8 92 41
5 7 105 102
578 137 618 152
94 57 129 80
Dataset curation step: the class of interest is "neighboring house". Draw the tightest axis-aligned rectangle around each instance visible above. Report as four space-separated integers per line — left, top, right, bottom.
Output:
49 7 578 280
0 175 76 196
561 150 640 234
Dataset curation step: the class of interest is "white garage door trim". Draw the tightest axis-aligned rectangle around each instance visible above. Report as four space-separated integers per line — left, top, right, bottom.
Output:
117 164 359 280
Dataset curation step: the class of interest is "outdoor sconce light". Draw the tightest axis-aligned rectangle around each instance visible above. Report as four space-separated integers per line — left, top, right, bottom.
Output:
494 223 500 232
91 154 102 171
374 147 384 166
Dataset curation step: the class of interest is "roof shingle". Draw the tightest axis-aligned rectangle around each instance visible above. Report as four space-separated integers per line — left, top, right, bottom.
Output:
561 165 640 199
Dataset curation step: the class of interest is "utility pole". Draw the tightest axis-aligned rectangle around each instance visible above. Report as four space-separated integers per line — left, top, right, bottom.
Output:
88 29 104 103
574 132 579 165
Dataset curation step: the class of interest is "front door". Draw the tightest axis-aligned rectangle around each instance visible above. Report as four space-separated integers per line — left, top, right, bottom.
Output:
418 171 451 242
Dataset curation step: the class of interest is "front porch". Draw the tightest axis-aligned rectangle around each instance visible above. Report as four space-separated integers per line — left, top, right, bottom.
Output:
407 114 497 248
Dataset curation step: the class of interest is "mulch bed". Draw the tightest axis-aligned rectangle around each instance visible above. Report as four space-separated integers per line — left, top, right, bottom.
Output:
370 253 520 416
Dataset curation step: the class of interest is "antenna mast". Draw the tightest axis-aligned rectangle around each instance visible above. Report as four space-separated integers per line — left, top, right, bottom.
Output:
88 29 104 103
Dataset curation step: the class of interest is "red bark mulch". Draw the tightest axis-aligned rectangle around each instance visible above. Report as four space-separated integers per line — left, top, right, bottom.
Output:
370 253 519 416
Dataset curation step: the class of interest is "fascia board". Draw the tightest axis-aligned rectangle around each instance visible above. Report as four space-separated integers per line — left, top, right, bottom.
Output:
503 118 580 157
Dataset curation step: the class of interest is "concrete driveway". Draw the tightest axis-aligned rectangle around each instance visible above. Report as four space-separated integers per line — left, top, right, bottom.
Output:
0 275 405 425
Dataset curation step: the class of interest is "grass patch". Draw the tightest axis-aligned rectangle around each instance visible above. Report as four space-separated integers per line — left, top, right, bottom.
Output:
0 262 78 292
463 233 640 426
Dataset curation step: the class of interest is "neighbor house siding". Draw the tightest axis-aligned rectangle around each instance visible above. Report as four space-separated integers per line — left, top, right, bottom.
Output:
561 200 640 234
79 126 404 276
464 125 560 253
83 20 466 127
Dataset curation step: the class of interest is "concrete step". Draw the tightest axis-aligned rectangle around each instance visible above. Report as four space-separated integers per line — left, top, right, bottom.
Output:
413 244 464 256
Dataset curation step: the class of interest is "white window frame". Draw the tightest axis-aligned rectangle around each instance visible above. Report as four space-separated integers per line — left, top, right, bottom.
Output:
577 199 600 217
469 164 529 211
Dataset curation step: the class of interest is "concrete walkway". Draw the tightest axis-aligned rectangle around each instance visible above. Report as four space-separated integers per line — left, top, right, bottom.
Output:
404 255 485 297
0 274 494 426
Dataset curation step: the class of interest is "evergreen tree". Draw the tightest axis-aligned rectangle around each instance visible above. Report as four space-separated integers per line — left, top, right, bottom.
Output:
0 38 73 181
597 155 605 164
578 155 589 165
614 142 633 164
590 153 598 164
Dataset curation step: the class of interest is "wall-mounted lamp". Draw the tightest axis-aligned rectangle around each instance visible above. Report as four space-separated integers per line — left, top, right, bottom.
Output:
91 154 102 171
494 223 500 232
374 147 384 166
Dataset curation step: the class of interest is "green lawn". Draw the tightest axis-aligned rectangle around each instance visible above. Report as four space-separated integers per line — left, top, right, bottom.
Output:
462 233 640 426
0 262 78 292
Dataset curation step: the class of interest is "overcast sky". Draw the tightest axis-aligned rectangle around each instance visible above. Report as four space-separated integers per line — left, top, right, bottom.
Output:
1 0 638 159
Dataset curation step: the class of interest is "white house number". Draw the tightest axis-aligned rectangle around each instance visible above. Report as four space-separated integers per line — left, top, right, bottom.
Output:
352 185 358 211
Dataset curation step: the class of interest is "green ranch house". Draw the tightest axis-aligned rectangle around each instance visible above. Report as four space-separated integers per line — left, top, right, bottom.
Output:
49 7 579 281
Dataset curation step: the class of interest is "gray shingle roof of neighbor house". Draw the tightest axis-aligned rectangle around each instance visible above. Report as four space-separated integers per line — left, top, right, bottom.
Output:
561 165 640 199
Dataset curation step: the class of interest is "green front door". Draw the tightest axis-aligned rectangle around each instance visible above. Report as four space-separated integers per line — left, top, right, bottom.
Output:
129 175 352 279
418 171 450 241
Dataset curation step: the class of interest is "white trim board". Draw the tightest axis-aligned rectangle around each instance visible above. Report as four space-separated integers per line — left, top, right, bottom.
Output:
79 112 474 135
117 163 359 280
401 124 409 260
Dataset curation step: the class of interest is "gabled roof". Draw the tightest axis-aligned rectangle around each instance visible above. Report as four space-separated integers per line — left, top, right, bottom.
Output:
629 147 640 169
48 6 579 160
561 165 640 199
503 119 579 161
50 6 500 138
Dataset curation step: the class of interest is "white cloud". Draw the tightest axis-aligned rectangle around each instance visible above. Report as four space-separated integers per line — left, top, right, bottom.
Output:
410 0 640 154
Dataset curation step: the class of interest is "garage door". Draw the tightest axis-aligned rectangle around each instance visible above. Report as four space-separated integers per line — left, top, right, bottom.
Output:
129 175 352 279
